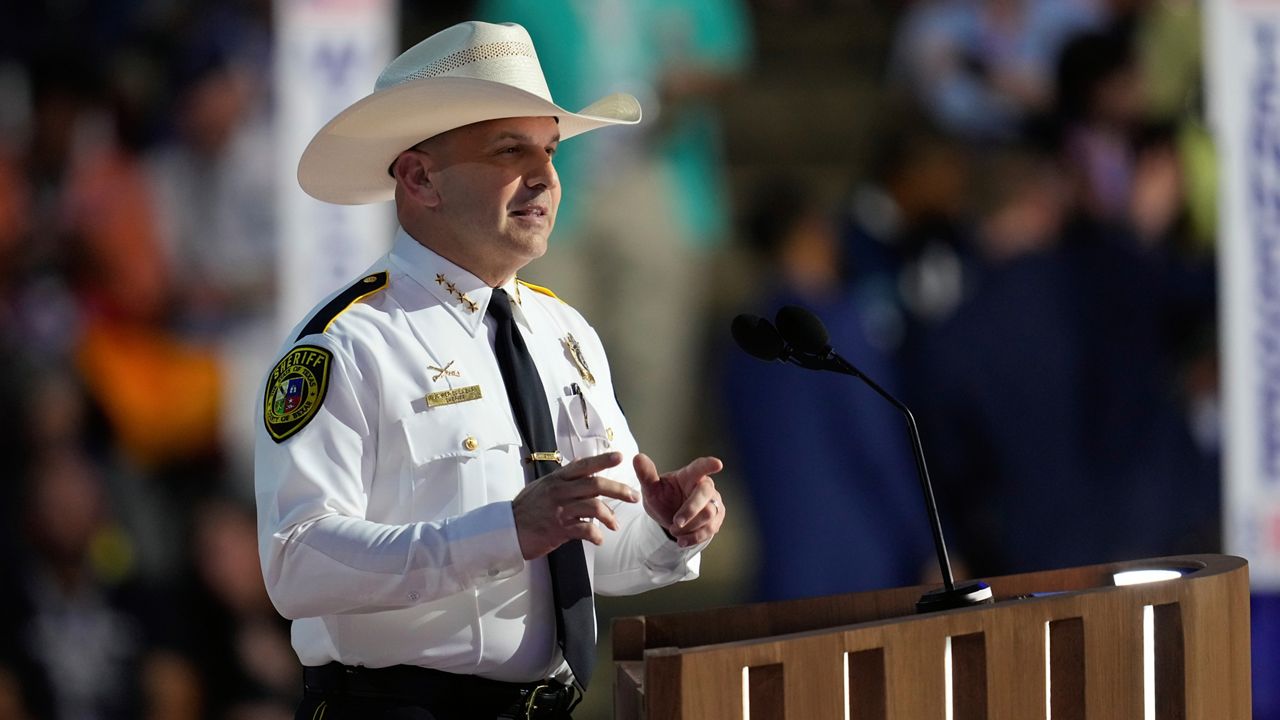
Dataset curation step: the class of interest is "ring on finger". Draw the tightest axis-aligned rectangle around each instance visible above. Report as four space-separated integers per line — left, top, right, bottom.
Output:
708 498 721 514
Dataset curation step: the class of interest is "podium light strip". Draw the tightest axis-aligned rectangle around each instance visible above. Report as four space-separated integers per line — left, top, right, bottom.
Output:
842 651 850 720
1143 605 1155 720
1045 621 1052 720
741 666 750 719
944 635 954 720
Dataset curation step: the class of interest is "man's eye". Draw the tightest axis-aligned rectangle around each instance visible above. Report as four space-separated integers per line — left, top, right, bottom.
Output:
499 147 520 155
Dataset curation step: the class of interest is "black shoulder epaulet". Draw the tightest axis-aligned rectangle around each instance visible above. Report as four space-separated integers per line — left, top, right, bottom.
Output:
296 272 389 340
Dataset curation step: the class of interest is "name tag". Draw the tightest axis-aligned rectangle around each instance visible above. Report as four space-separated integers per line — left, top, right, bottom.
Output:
426 385 482 408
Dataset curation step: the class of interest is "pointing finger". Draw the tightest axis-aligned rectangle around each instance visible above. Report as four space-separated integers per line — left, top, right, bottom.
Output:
676 456 723 483
556 452 623 480
563 475 638 503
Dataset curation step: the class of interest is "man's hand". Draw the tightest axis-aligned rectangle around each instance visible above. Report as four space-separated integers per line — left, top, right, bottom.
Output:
512 452 639 560
634 453 725 548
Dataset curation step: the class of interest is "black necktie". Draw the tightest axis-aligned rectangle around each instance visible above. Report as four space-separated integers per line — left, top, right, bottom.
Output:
487 289 596 689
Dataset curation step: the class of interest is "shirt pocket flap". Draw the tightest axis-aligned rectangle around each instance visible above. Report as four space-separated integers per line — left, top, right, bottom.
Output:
399 406 522 466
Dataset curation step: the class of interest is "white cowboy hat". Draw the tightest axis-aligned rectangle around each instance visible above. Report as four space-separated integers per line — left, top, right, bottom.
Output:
298 21 642 205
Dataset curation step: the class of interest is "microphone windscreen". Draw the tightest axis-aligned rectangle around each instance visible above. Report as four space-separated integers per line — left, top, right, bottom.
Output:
731 314 785 361
775 305 830 354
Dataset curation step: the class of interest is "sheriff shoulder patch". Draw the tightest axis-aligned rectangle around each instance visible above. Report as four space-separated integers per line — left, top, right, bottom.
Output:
263 345 333 443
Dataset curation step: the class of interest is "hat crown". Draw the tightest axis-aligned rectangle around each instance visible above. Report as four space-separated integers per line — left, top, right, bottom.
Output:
374 21 552 100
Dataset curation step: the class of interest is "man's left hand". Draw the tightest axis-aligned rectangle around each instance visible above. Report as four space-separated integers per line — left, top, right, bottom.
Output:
633 453 725 548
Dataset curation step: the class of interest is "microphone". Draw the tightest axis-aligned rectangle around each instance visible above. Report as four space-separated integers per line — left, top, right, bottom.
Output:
730 314 827 370
775 305 830 355
735 305 992 613
730 314 785 362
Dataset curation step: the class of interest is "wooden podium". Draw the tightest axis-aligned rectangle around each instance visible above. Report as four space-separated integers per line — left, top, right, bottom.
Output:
612 555 1250 719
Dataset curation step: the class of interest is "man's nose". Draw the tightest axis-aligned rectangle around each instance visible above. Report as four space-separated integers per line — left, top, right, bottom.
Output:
525 152 558 190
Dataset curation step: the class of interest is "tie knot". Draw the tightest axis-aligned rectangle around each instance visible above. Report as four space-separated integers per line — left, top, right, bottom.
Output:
487 288 513 323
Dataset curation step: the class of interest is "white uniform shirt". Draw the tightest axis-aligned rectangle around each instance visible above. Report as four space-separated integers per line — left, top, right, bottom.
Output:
255 228 704 682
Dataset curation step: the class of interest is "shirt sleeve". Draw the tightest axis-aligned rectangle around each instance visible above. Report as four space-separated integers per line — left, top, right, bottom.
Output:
593 491 707 597
570 325 709 596
255 337 525 620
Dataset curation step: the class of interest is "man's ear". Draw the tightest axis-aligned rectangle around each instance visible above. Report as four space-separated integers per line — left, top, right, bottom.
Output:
392 151 440 208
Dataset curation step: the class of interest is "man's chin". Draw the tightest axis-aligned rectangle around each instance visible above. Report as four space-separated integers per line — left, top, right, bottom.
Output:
496 235 549 269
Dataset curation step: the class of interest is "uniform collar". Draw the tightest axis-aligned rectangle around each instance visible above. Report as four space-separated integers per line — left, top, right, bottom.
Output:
390 226 533 337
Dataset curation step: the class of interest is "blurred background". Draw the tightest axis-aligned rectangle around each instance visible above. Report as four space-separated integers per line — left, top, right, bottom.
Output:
0 0 1259 718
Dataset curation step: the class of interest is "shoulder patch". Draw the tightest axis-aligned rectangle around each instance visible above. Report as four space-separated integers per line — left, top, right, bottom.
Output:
516 279 561 302
263 345 333 443
297 271 388 340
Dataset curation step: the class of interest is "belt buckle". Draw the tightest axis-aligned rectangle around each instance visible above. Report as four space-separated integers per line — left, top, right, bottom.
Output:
523 683 552 719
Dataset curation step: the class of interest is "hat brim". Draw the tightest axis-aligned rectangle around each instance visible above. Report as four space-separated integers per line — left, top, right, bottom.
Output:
297 77 641 205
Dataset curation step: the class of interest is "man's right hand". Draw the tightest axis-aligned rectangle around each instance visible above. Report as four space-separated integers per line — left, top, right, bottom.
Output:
512 452 638 560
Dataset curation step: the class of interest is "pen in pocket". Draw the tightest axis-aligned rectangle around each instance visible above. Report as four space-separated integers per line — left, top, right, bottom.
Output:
571 382 589 430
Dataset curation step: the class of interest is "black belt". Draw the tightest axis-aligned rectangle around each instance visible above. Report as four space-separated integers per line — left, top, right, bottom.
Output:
302 663 580 719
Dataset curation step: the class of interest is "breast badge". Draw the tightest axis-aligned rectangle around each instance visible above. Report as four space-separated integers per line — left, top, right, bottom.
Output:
264 345 333 443
562 334 596 386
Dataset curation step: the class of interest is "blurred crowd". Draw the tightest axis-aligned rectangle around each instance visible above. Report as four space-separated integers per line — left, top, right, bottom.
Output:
0 0 1219 718
727 0 1216 597
0 1 298 718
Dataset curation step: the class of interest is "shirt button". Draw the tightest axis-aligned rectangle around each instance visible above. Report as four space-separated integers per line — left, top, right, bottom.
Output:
463 436 479 451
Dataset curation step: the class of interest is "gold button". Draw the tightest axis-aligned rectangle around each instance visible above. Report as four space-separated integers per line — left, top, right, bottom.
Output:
364 275 378 283
606 428 615 442
463 436 478 451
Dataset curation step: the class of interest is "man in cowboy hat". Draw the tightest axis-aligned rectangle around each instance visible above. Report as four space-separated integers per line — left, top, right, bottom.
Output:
255 21 726 719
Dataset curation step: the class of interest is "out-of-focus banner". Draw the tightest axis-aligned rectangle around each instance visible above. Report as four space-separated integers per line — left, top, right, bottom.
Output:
275 0 397 333
1210 0 1280 588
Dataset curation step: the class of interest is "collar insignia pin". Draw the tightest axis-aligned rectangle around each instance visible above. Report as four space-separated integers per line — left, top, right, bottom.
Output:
429 361 461 382
434 273 479 313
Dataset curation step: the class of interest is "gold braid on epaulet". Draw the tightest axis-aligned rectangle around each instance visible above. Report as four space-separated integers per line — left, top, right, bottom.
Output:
516 279 562 302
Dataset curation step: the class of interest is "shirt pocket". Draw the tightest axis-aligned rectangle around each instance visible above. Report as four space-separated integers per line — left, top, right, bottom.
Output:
398 407 521 520
558 390 617 461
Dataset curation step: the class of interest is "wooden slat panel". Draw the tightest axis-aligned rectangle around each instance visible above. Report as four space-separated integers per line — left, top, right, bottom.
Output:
679 646 753 720
1181 563 1251 719
646 649 683 720
1083 599 1144 720
885 626 946 719
985 615 1047 720
780 634 846 719
618 557 1249 720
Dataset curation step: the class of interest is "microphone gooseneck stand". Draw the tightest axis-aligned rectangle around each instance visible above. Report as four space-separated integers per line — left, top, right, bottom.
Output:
734 308 993 613
817 350 991 611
